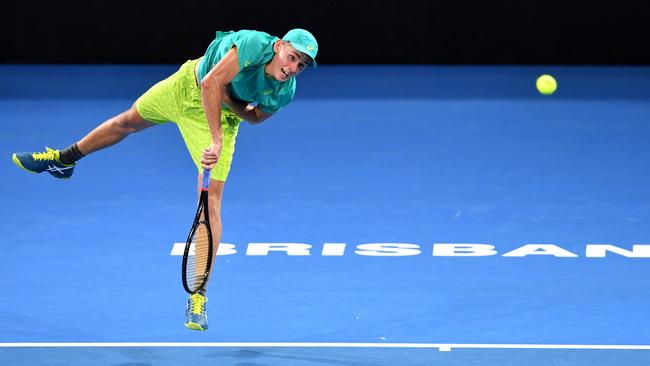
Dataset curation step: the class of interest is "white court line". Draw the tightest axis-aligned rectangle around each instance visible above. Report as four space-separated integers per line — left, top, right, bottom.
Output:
0 342 649 350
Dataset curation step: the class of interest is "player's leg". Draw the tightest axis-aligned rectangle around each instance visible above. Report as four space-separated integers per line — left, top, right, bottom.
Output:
12 57 193 179
167 59 242 330
182 118 239 332
11 105 155 179
185 175 224 331
192 174 224 288
76 105 156 156
204 178 224 265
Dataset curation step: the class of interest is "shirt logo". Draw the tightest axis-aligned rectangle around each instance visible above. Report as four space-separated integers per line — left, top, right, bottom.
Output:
244 61 251 67
263 89 273 95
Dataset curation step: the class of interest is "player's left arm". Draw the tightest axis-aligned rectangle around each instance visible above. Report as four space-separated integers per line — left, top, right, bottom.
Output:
222 93 272 124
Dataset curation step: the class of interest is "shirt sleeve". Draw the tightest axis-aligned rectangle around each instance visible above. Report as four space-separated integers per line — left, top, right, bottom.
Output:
232 32 275 71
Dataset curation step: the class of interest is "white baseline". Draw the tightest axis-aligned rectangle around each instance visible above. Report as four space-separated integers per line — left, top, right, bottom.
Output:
1 342 649 351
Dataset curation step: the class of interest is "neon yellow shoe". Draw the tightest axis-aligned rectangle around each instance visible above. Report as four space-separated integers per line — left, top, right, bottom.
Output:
185 293 208 331
12 147 75 179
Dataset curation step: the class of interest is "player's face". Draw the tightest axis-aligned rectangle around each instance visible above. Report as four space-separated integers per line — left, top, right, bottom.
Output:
268 41 311 82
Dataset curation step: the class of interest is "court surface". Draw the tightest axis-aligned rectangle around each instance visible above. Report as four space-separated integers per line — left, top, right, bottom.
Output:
1 65 649 365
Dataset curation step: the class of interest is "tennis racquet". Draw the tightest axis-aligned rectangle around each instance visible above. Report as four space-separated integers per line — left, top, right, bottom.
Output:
182 168 214 294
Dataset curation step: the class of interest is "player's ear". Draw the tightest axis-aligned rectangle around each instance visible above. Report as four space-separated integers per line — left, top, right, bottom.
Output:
273 40 283 53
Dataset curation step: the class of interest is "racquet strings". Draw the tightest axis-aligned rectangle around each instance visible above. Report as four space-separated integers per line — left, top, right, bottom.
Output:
186 219 211 292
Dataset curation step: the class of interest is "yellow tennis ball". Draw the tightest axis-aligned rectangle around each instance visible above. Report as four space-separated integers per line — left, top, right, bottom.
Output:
536 74 557 95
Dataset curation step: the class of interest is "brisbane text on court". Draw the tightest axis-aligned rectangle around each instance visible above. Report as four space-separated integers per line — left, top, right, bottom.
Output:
171 243 650 258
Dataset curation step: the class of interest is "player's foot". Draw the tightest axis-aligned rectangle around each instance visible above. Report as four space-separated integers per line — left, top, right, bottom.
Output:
185 293 208 331
12 147 75 179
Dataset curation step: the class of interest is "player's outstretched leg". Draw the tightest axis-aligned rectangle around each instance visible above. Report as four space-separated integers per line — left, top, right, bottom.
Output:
11 105 155 179
12 147 75 179
185 292 209 331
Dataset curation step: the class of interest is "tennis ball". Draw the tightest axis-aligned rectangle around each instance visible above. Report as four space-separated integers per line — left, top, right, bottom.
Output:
536 74 557 95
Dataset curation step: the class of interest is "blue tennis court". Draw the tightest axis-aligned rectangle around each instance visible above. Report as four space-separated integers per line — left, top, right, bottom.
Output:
1 65 649 365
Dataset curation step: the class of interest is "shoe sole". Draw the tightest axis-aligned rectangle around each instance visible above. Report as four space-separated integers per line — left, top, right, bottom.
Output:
184 322 207 331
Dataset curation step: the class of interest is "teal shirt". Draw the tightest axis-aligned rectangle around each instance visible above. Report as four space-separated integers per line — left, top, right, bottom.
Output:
197 30 297 114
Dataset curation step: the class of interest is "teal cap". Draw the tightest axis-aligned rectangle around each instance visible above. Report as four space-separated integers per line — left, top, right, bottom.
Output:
282 29 318 67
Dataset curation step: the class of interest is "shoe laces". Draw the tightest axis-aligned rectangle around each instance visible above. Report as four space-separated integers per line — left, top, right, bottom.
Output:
32 147 57 161
190 293 207 315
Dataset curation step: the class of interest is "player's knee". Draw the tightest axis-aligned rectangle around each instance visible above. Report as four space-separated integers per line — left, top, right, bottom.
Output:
113 107 152 133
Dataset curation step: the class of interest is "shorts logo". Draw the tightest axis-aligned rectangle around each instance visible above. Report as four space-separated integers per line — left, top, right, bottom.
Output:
263 89 273 95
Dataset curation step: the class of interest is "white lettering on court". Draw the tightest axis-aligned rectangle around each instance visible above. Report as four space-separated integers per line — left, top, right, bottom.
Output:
502 244 578 257
432 243 497 256
168 242 650 259
355 243 421 256
170 243 236 256
247 243 312 256
322 243 347 256
586 244 650 258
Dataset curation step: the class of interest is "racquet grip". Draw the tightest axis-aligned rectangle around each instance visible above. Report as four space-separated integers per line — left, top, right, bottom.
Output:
202 169 211 190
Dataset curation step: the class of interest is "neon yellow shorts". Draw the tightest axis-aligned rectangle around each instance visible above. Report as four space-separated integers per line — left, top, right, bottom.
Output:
135 58 242 181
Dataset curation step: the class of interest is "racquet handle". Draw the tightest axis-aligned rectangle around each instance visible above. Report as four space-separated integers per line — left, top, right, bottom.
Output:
202 169 211 191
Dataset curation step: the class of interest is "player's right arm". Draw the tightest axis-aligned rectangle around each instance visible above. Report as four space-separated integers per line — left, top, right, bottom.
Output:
199 47 240 169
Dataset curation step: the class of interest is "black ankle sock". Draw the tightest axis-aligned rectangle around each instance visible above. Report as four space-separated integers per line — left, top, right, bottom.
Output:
59 143 85 165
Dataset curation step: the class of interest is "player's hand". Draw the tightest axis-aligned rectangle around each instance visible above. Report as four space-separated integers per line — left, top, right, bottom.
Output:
201 141 221 170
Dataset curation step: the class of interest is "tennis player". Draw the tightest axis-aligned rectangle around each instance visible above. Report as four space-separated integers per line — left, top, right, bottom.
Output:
12 29 318 331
